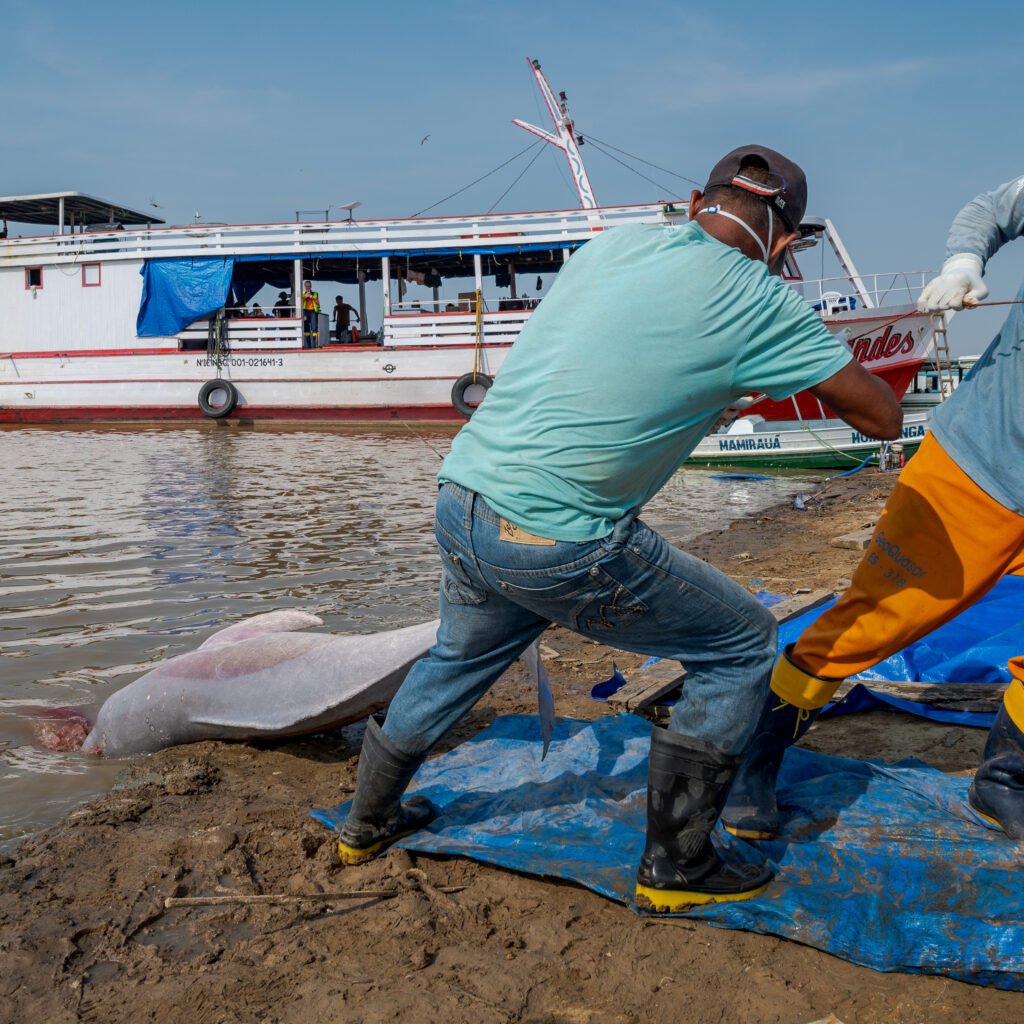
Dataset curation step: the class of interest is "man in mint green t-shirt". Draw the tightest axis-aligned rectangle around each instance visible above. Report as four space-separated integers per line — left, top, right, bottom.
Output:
340 146 902 911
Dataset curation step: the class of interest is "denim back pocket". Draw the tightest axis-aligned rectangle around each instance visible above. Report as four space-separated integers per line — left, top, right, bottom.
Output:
438 548 487 606
485 560 647 634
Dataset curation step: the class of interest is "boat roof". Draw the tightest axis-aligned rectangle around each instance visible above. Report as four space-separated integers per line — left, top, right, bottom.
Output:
0 191 164 226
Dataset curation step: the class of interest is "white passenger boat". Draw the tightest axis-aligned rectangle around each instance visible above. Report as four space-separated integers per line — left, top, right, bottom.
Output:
900 355 977 412
688 410 931 469
0 60 937 427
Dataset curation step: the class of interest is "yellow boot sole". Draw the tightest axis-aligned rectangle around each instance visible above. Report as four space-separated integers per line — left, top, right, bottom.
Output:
722 824 777 841
968 804 1008 833
635 879 770 913
337 826 420 866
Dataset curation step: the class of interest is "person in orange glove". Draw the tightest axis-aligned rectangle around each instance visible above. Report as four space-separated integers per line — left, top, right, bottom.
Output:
722 176 1024 840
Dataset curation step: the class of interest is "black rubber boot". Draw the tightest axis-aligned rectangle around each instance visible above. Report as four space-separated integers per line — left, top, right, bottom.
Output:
337 719 436 865
968 698 1024 840
720 699 821 841
635 727 773 912
721 645 832 840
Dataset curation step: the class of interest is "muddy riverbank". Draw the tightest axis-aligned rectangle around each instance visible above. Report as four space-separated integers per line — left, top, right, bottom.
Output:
2 471 1020 1024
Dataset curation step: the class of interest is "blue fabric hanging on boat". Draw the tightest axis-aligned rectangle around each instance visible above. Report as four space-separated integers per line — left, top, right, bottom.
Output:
311 713 1024 991
136 257 235 337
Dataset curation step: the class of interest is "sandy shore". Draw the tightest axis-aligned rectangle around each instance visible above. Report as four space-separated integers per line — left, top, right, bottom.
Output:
1 471 1019 1024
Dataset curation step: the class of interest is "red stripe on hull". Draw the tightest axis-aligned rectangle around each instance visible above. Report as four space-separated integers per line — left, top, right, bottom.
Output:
755 362 922 422
2 341 515 359
0 404 467 425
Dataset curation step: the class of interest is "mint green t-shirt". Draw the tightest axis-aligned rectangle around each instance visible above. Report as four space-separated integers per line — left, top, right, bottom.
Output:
440 221 851 540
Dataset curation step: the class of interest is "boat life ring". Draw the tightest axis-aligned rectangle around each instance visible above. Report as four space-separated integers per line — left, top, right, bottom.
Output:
198 379 238 419
451 372 493 419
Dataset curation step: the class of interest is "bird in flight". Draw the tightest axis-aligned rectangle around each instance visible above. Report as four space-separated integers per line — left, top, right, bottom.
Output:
420 134 430 145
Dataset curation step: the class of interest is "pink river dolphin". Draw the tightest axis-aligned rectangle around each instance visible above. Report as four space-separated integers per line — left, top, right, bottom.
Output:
38 611 440 758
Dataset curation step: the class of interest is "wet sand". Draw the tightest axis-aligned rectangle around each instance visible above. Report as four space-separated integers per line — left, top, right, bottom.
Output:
2 471 1020 1024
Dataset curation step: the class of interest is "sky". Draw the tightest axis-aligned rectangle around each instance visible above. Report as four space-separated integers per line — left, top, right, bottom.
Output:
4 0 1020 353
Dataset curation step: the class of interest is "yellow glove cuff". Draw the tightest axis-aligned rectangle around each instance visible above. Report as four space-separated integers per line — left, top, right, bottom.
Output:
1004 678 1024 734
770 646 844 710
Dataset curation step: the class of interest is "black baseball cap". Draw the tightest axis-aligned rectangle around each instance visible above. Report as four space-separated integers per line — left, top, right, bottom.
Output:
703 145 807 232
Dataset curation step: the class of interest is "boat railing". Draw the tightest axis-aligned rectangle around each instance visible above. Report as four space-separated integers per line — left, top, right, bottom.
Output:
0 203 668 266
382 305 534 347
390 297 542 315
795 271 934 312
225 305 295 319
178 316 304 352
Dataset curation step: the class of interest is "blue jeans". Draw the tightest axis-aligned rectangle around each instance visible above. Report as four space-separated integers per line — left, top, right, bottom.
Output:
383 483 777 757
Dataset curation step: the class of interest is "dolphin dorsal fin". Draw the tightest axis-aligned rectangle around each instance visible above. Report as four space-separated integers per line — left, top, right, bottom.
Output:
198 610 324 649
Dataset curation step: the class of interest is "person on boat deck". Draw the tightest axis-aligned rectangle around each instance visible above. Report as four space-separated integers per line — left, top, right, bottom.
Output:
251 302 264 317
338 145 901 912
720 175 1024 845
302 280 320 348
273 292 291 317
333 295 360 343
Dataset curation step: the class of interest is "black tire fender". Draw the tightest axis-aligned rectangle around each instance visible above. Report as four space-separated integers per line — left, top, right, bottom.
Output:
451 372 493 419
198 379 238 419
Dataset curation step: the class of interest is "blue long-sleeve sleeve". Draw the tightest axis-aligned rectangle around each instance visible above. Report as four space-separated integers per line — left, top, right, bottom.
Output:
929 176 1024 514
946 176 1024 267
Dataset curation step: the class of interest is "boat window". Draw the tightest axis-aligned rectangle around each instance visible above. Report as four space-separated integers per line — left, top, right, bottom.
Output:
25 267 43 290
82 263 101 287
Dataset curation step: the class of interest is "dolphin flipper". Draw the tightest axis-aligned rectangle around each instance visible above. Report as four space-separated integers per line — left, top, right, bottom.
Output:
522 641 555 760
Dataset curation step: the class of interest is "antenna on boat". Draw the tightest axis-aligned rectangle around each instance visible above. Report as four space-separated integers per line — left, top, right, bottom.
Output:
513 58 598 210
330 201 362 223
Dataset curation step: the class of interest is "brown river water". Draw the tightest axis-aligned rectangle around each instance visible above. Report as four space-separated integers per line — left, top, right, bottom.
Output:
0 424 812 847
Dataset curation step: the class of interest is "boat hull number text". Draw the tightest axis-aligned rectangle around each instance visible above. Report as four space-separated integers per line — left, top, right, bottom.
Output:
194 357 285 368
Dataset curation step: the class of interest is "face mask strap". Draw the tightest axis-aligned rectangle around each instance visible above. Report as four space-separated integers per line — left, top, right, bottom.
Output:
697 205 771 264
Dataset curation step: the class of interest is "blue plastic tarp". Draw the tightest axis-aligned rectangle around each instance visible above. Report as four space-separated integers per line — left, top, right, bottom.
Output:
136 257 235 337
311 714 1024 990
594 576 1023 729
775 575 1024 687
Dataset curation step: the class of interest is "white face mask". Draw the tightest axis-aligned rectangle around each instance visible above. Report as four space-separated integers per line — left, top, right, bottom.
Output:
697 204 774 264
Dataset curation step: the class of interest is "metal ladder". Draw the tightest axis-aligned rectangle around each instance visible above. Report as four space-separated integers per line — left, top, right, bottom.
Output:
929 313 956 397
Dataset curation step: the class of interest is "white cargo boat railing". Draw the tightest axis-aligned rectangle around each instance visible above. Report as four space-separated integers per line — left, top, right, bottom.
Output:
0 203 673 267
382 308 533 347
178 317 304 352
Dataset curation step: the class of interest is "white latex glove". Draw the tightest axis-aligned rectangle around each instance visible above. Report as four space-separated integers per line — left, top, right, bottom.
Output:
917 253 988 312
712 394 758 432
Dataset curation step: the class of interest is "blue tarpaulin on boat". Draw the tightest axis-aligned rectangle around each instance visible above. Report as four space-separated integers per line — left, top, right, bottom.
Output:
311 714 1024 990
136 257 235 337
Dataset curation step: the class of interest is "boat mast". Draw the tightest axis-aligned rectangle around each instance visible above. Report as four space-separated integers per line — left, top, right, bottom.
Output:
822 218 875 309
513 58 598 210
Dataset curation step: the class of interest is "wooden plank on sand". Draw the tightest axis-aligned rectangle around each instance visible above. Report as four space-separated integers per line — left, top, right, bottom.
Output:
834 679 1006 713
769 590 834 624
607 661 686 714
830 528 875 551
